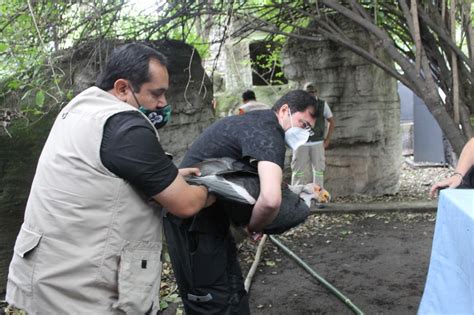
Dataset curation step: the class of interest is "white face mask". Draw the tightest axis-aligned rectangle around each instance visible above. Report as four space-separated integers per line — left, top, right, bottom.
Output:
284 108 310 151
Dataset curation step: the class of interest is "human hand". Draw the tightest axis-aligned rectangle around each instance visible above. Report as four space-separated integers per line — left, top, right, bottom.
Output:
245 226 263 242
429 174 463 198
204 193 216 208
179 167 201 177
323 138 330 149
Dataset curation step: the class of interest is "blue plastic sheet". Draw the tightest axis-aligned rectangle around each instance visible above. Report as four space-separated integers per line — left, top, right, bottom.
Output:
418 189 474 315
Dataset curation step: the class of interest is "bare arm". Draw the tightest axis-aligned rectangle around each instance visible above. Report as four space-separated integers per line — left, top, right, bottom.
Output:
153 174 214 218
430 138 474 197
247 161 282 232
324 116 335 149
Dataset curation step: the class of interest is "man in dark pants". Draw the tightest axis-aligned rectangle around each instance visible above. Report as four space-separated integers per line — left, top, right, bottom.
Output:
164 90 319 314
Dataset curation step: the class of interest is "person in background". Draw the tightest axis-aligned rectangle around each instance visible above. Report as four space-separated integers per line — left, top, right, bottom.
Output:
238 89 270 114
291 82 335 187
430 138 474 197
5 43 214 314
164 90 318 314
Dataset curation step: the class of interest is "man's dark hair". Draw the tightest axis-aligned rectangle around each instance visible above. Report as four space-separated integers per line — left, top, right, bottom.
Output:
96 43 168 92
303 82 317 95
242 90 256 102
272 90 319 118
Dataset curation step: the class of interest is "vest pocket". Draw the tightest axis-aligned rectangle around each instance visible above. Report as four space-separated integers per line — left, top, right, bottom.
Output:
114 240 162 313
9 224 43 294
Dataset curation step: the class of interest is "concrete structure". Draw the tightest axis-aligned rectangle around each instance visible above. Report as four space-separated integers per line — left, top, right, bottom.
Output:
282 20 402 196
413 94 445 164
398 82 446 164
398 83 415 156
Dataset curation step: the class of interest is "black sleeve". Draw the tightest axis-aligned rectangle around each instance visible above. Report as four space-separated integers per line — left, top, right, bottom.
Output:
458 166 474 189
100 111 178 198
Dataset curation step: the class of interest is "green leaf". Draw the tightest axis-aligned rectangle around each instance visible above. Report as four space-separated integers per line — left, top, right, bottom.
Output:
265 260 276 267
0 43 8 52
164 293 181 303
35 90 45 107
7 80 20 90
159 300 169 310
66 89 74 101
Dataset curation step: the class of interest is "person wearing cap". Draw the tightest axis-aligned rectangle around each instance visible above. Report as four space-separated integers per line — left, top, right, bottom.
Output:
237 89 270 115
291 82 335 187
5 43 214 314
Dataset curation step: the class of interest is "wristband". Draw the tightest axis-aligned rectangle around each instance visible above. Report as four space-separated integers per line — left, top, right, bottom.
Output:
453 172 464 180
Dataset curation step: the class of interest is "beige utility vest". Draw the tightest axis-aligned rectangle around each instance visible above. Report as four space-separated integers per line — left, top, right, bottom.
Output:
7 87 164 314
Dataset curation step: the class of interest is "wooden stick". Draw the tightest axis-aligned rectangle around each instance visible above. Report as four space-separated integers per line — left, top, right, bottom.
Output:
244 234 268 292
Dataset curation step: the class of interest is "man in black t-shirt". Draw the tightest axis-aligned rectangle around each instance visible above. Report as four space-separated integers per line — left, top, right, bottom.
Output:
164 90 319 314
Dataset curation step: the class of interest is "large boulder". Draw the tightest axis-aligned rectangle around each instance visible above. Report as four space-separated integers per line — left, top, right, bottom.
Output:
67 39 214 161
282 20 401 196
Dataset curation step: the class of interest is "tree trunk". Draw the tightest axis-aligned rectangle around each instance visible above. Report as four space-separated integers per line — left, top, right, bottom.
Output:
411 0 421 74
463 0 474 61
421 89 466 155
451 0 460 124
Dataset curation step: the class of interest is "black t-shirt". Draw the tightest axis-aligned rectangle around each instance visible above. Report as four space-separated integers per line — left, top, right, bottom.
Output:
458 166 474 189
100 111 178 198
181 109 286 169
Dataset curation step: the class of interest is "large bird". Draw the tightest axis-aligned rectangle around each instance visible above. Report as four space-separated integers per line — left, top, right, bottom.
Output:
185 158 320 234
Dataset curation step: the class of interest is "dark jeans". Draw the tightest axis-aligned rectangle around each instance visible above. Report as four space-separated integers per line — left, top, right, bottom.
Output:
164 203 250 315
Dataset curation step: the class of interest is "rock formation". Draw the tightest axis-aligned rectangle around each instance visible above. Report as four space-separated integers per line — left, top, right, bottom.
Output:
282 21 401 196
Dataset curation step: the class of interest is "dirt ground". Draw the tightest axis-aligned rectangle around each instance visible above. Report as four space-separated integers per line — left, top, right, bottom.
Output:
0 209 435 314
1 160 442 314
160 210 436 315
241 211 436 314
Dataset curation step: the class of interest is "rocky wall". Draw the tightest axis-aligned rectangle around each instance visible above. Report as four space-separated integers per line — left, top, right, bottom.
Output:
68 40 215 161
0 40 213 295
223 39 253 92
282 22 401 196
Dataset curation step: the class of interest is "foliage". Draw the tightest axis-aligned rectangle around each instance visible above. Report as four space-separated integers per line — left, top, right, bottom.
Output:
153 0 474 156
0 300 27 315
251 36 287 85
1 0 473 155
1 0 123 123
0 0 213 127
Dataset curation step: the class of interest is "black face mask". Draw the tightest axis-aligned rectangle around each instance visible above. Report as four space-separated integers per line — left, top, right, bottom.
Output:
129 85 171 129
138 105 171 129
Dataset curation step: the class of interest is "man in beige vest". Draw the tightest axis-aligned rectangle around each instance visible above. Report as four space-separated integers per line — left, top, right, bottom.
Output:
6 43 214 314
